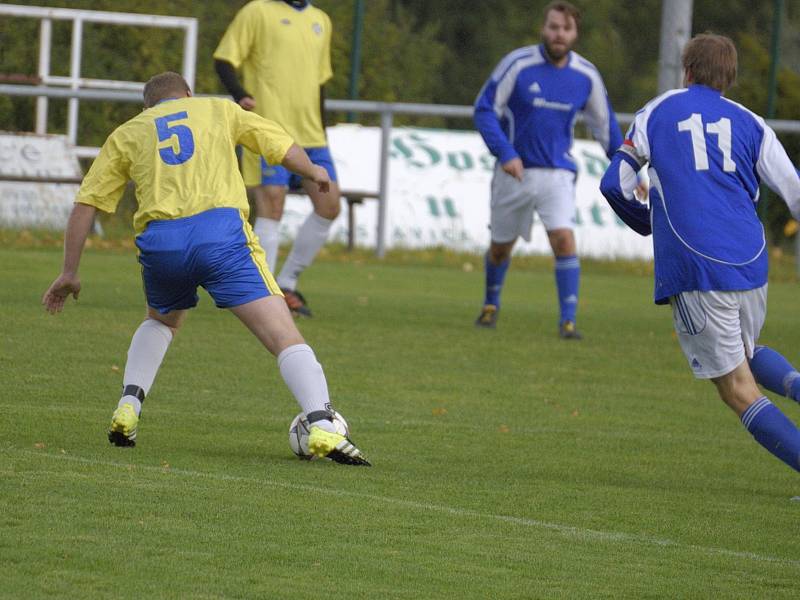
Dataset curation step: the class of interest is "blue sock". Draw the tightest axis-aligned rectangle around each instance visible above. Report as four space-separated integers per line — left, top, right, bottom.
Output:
484 253 509 308
555 255 580 324
741 397 800 473
750 345 800 402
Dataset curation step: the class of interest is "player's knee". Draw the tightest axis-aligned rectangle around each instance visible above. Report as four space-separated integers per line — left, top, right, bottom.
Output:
146 310 185 334
262 205 284 220
488 246 511 264
314 198 341 220
254 203 283 220
712 366 761 416
254 187 287 219
158 320 182 337
272 330 306 356
550 231 575 255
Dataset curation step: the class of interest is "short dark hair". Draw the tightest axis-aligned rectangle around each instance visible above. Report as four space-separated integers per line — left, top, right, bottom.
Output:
682 34 738 92
543 1 581 30
143 72 191 108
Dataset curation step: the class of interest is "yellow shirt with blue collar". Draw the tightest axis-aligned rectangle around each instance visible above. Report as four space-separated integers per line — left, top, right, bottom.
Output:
76 96 294 234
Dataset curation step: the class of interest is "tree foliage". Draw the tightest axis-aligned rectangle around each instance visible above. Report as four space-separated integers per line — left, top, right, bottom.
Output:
2 1 798 122
0 0 447 138
1 0 799 237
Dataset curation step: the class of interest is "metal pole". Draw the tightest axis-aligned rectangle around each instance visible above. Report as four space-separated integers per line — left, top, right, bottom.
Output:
759 1 782 227
766 0 783 120
35 18 51 134
347 0 365 123
67 17 84 145
764 0 794 273
182 19 198 91
657 0 693 93
376 110 393 258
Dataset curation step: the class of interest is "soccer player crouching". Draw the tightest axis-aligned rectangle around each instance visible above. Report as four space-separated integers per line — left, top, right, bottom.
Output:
42 72 370 466
600 35 800 473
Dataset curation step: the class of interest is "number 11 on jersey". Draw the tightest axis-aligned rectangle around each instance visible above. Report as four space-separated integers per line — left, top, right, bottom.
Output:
677 113 737 173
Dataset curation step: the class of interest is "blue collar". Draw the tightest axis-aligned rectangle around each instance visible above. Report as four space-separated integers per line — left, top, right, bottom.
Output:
283 0 310 11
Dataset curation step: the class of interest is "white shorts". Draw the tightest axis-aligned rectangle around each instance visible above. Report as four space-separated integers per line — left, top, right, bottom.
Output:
670 286 767 379
490 166 576 243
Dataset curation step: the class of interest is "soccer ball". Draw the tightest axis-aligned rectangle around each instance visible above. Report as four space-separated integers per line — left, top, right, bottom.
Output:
288 411 349 460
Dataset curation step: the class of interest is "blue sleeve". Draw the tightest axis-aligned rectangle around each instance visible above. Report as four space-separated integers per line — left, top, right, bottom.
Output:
599 151 652 236
474 78 518 165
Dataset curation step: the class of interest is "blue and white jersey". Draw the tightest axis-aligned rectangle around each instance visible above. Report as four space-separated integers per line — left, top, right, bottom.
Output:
474 44 622 171
600 84 800 304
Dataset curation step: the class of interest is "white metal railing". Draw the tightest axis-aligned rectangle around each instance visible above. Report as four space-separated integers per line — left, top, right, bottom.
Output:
0 3 197 155
3 84 800 258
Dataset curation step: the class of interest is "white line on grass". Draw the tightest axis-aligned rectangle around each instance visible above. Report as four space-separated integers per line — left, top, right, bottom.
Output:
7 446 800 567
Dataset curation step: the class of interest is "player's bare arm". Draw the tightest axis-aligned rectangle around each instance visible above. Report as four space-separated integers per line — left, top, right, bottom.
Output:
281 144 330 193
42 202 97 314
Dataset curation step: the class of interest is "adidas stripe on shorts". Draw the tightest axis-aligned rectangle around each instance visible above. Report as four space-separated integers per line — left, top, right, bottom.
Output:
669 285 767 379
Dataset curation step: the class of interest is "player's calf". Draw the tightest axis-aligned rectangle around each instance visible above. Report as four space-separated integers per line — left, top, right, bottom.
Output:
749 345 800 402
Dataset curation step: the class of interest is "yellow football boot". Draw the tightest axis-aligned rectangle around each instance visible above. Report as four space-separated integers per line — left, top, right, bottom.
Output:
307 426 371 466
108 403 139 447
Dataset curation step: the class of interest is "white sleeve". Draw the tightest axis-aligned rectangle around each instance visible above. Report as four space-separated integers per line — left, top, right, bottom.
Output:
756 122 800 220
581 73 614 152
625 111 651 164
621 160 643 200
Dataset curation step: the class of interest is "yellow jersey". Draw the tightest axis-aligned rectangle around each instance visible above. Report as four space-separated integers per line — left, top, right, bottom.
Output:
213 0 333 147
76 97 294 234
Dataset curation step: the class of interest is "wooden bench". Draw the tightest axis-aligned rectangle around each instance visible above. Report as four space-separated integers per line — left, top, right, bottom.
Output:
1 174 378 251
287 187 378 251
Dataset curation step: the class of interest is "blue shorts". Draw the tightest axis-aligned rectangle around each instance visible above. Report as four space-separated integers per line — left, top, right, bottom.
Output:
259 146 338 188
135 208 281 314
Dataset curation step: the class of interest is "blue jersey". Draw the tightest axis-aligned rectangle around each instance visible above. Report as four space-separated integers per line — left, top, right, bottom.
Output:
474 44 622 171
600 84 800 304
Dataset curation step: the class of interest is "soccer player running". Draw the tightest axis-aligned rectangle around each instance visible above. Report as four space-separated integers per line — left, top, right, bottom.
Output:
42 72 370 466
600 34 800 473
214 0 338 318
473 1 622 338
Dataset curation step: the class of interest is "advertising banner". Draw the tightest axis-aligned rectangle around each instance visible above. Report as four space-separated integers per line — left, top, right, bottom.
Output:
280 124 652 260
0 132 82 229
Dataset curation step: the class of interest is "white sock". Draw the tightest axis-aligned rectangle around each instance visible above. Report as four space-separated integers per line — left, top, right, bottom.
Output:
253 217 281 271
276 212 333 290
120 319 173 416
277 343 335 433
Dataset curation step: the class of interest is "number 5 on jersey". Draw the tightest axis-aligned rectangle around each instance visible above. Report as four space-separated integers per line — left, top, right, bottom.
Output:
155 112 195 165
677 113 736 173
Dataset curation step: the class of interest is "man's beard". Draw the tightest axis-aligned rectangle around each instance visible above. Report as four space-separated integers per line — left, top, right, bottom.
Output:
543 40 571 62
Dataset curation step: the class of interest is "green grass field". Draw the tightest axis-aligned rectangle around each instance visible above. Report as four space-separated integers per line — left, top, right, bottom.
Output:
2 244 800 599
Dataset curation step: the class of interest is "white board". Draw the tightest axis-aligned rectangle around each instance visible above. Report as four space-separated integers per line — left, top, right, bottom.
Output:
278 124 653 260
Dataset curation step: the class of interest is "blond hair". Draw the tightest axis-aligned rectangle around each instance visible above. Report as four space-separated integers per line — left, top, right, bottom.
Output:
682 34 738 92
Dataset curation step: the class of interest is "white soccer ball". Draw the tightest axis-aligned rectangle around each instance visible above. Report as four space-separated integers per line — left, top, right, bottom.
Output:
288 411 349 460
